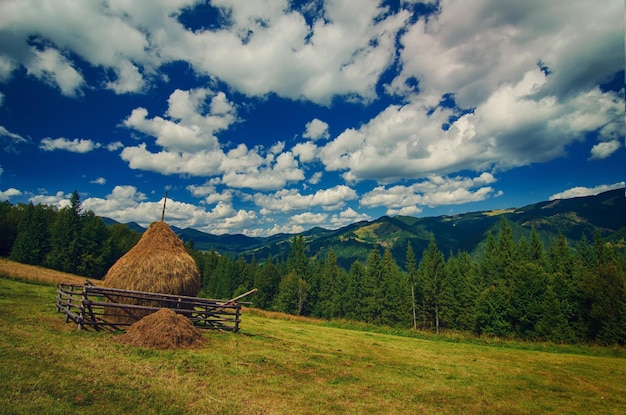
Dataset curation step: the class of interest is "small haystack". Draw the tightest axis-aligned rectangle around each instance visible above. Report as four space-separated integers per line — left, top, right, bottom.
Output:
104 221 201 323
114 308 207 349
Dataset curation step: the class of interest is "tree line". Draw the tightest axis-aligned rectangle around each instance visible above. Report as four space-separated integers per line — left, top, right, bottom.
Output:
0 192 140 278
191 219 625 345
1 194 624 344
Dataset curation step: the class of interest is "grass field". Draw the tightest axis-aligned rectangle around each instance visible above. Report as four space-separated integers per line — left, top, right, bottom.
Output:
0 261 625 414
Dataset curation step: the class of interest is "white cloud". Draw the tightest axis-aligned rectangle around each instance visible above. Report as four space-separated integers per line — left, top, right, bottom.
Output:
173 0 409 104
290 211 328 225
123 88 236 153
120 144 225 176
589 140 622 160
106 141 124 151
303 118 329 140
549 182 625 200
0 56 17 82
0 126 25 141
26 47 85 96
321 69 624 183
81 184 260 235
40 137 101 153
0 187 21 201
0 0 175 93
389 0 623 107
292 141 318 163
30 191 71 208
330 207 371 229
386 205 423 217
254 185 357 214
90 177 106 185
361 173 499 210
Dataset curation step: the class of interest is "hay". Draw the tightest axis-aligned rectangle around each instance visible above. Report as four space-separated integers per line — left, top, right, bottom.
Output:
114 308 207 349
103 221 201 323
104 221 200 295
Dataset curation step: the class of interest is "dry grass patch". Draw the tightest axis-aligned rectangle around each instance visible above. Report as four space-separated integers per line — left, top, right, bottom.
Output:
0 258 94 286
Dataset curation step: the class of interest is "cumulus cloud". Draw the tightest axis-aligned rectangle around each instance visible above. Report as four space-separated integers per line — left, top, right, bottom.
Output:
388 0 623 107
0 187 21 201
30 191 71 208
303 118 329 140
106 141 124 151
90 177 106 185
170 0 409 104
330 207 371 229
81 185 259 235
589 140 622 160
321 69 624 183
123 88 237 153
26 47 85 96
0 0 171 93
120 88 306 190
361 173 500 212
254 185 357 214
40 137 101 153
549 182 625 200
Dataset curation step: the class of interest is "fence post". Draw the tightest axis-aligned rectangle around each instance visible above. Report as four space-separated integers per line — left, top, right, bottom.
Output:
235 306 241 333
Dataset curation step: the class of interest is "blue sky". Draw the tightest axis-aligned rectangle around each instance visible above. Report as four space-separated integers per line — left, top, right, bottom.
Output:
0 0 624 236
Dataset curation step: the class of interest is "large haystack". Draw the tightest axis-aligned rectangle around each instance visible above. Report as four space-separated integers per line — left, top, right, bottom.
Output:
105 221 200 295
103 221 201 323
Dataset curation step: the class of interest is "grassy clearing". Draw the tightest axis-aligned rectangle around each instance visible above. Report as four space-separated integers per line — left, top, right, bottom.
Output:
1 276 625 415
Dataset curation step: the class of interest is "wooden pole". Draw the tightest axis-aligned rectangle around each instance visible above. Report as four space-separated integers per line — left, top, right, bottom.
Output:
161 191 168 222
227 288 257 304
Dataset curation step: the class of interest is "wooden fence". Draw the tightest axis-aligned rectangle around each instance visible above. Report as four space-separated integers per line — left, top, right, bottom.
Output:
57 281 247 332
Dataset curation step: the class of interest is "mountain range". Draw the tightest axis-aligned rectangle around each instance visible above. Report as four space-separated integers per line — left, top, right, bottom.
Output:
103 188 626 269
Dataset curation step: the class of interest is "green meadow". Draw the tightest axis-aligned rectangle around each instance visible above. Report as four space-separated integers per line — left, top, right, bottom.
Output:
1 276 624 415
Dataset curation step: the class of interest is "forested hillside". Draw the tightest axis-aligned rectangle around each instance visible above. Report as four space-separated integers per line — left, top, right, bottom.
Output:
1 189 624 344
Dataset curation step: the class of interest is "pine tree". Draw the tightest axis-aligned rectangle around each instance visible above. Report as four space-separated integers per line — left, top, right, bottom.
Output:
406 242 419 329
417 235 448 333
379 247 410 326
254 254 281 309
446 251 478 331
316 248 345 319
10 203 51 265
360 248 383 323
344 260 365 321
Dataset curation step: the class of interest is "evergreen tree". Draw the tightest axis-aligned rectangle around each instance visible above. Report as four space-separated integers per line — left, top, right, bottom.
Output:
360 248 383 323
417 235 448 333
46 191 82 273
379 247 410 326
10 203 52 265
446 251 479 331
344 260 365 321
0 201 18 257
254 254 281 309
406 242 419 329
76 211 110 278
509 261 548 338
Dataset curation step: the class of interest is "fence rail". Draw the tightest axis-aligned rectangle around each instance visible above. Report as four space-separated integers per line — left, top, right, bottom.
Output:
57 281 244 332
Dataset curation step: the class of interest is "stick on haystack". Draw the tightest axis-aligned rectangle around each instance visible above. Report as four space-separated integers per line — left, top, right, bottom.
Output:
103 221 201 323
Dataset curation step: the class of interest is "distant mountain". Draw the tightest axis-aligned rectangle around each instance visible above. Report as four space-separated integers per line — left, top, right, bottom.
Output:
102 188 625 269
